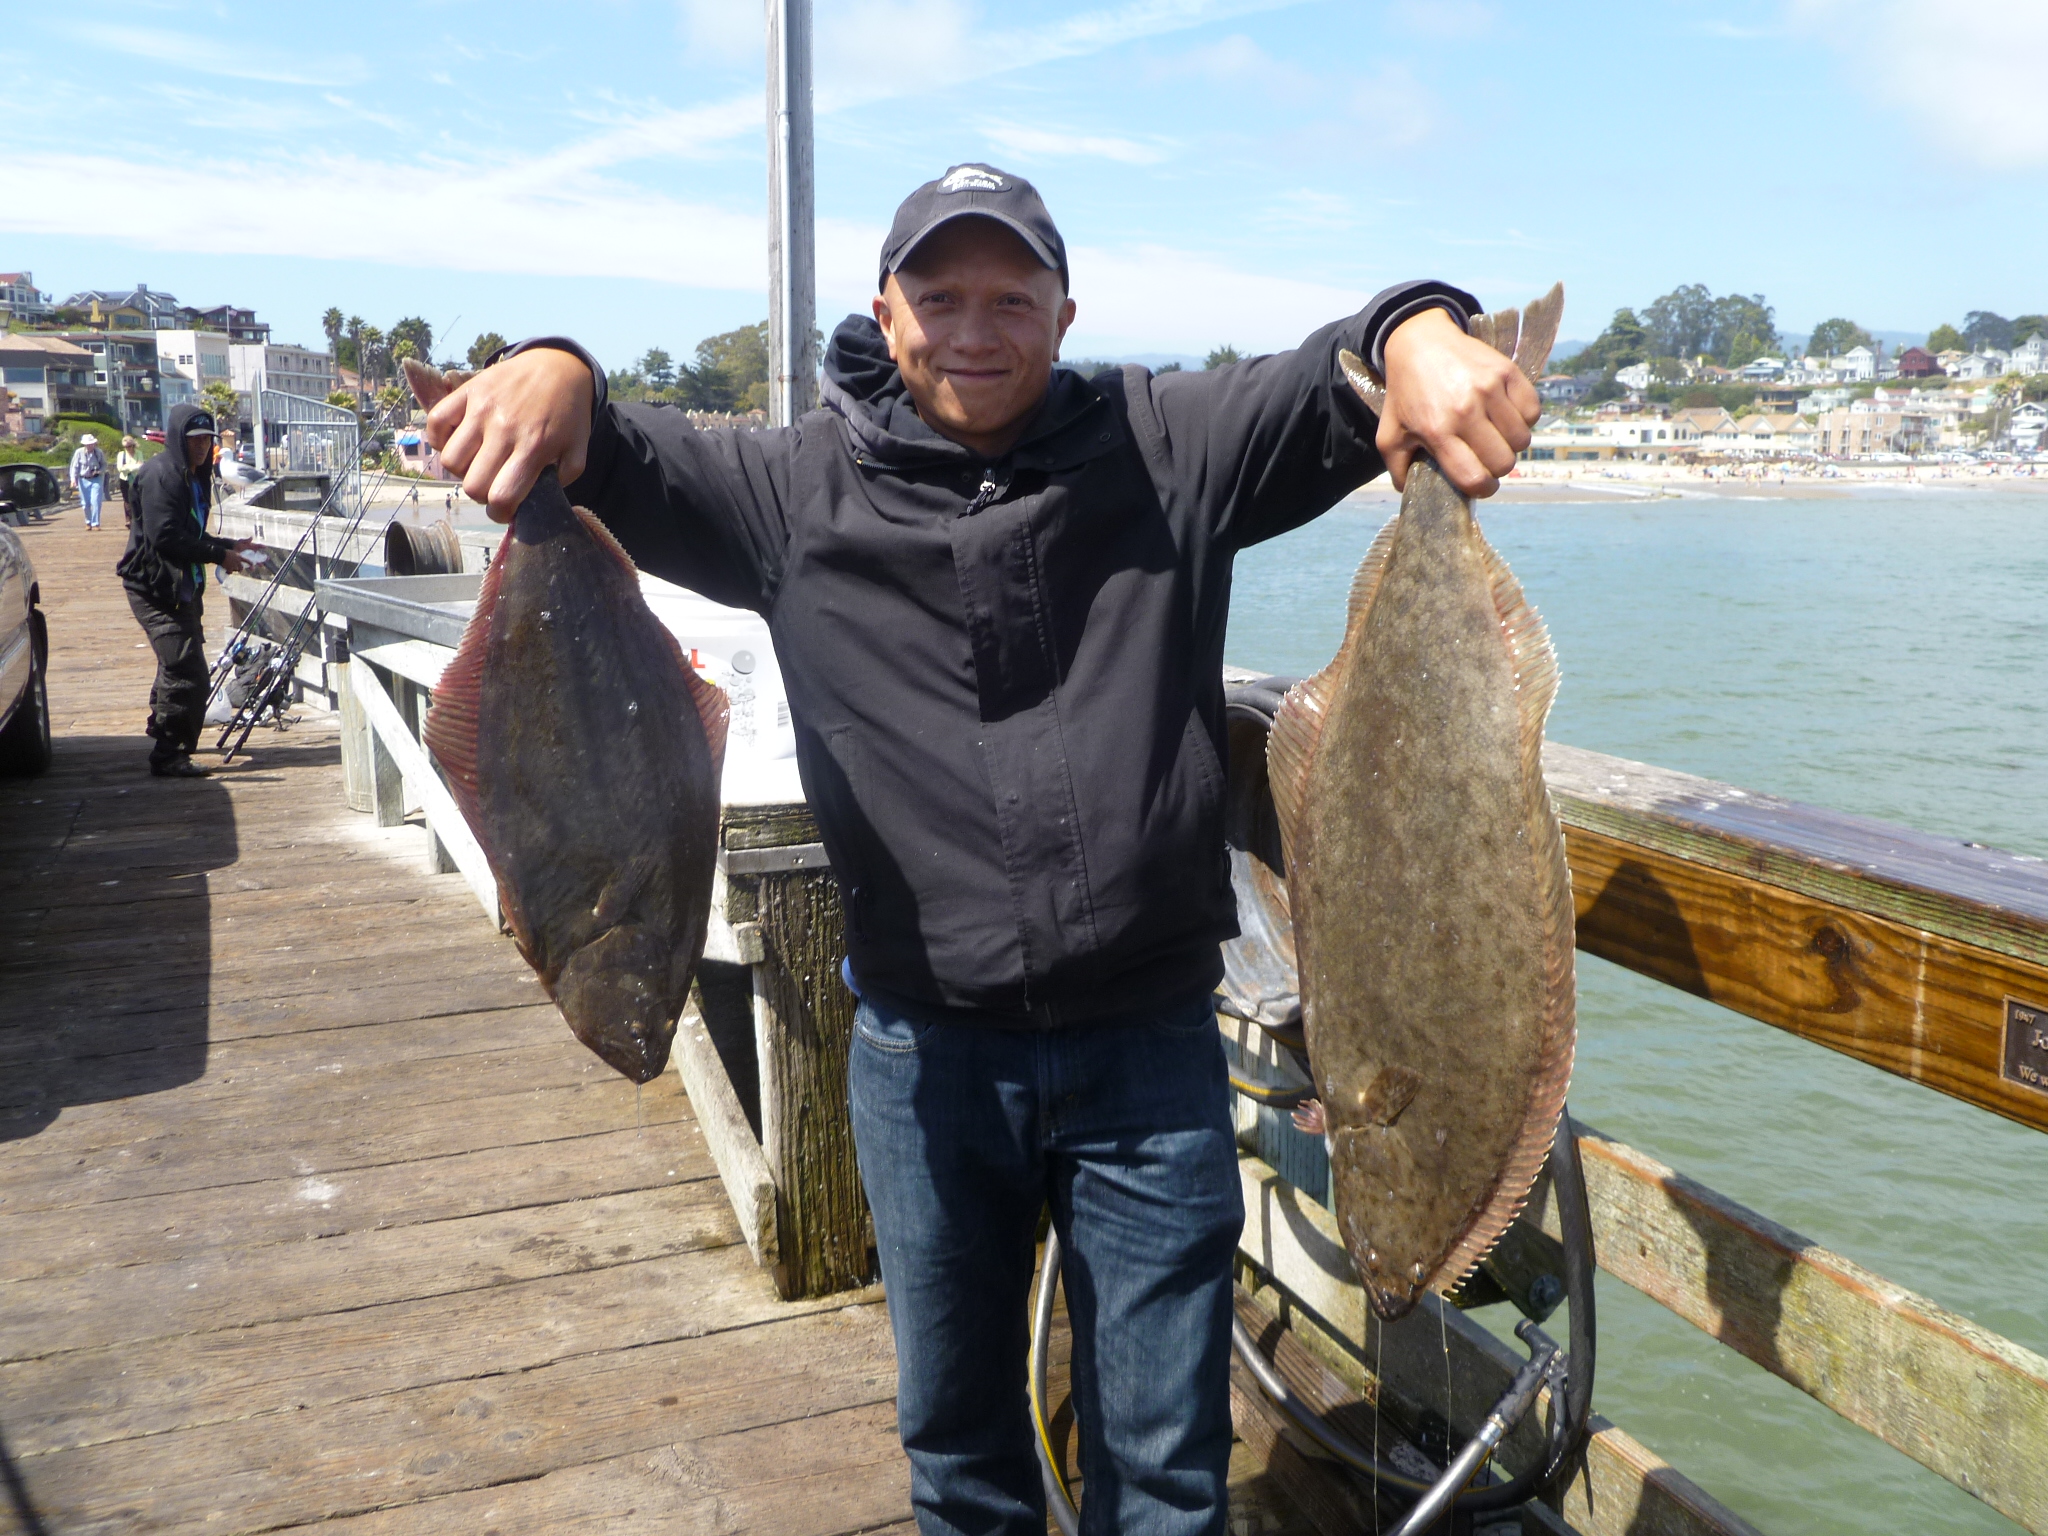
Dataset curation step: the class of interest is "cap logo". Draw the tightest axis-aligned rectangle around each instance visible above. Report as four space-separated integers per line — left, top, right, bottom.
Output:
939 166 1006 194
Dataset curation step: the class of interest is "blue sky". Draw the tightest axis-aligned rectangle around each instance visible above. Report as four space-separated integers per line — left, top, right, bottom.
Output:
3 0 2043 370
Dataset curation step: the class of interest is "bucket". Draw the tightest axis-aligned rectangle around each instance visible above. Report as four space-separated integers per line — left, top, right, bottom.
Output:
384 518 465 576
1218 674 1301 1033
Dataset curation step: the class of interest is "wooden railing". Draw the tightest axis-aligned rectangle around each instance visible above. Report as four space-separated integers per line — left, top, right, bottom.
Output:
302 573 2048 1535
1230 743 2048 1534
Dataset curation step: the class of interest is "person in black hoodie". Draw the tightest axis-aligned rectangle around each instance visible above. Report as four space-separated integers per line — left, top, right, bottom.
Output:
116 404 257 777
426 166 1538 1535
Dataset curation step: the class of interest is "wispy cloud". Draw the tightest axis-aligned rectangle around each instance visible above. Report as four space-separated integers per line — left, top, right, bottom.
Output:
676 0 762 63
1789 0 2048 169
1142 32 1320 98
62 22 363 87
981 123 1172 166
1385 0 1499 41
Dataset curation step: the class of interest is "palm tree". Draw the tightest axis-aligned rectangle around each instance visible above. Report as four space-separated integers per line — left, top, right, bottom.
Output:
322 307 344 351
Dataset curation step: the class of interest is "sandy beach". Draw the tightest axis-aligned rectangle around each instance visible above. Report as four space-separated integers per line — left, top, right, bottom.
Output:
1347 461 2048 504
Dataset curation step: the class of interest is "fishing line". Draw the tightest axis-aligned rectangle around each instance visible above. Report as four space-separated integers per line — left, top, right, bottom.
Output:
1373 1323 1384 1514
1438 1300 1453 1468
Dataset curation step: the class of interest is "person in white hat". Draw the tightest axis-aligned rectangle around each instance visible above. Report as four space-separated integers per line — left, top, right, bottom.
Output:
68 432 108 531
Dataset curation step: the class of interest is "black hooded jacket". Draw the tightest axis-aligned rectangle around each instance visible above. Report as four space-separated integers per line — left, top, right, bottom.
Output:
549 280 1477 1024
117 402 235 605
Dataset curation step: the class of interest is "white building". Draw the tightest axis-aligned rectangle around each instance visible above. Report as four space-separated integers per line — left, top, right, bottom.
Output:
1614 361 1653 391
1837 345 1877 382
1739 356 1787 381
2005 401 2046 451
2008 335 2048 376
1954 349 2009 380
229 341 336 402
154 328 234 415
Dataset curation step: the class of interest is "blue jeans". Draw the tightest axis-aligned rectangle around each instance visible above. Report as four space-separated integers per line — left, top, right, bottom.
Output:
80 478 104 527
849 991 1243 1536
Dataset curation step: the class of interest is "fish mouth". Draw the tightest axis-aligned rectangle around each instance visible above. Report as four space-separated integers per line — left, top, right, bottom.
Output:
586 1031 668 1084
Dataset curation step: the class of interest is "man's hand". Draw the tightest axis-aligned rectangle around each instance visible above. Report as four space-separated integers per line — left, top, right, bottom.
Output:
423 347 595 522
1376 308 1540 499
220 538 262 577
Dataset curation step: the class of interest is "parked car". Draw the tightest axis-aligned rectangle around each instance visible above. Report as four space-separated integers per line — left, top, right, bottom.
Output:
144 428 165 444
0 464 63 526
0 518 51 775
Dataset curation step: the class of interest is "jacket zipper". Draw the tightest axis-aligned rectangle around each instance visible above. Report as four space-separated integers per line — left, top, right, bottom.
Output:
963 469 1002 516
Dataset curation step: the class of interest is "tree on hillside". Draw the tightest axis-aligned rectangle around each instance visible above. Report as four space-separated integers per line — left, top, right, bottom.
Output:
1926 322 1966 354
389 317 433 366
1806 317 1873 358
1569 308 1650 377
641 348 677 390
1711 293 1778 365
339 315 366 375
694 321 771 412
1204 345 1243 370
1643 284 1714 360
1963 311 2014 352
322 307 345 353
2012 314 2048 347
467 331 508 369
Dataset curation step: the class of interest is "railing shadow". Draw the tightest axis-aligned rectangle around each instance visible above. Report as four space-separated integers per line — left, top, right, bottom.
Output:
0 734 236 1142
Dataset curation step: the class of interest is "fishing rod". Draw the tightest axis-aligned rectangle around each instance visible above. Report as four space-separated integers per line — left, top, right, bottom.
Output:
1030 1108 1597 1533
213 464 417 762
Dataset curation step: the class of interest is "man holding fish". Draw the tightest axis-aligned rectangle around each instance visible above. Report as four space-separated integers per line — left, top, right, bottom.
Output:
425 164 1537 1536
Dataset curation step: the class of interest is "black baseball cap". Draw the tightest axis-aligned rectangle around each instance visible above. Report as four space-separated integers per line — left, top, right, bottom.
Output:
879 163 1068 292
185 409 219 436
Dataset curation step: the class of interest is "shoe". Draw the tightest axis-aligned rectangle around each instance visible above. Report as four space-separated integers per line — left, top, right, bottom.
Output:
150 756 210 778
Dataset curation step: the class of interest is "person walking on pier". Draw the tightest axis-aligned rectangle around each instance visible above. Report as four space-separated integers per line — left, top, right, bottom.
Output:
115 404 259 778
69 432 107 530
424 164 1536 1536
116 434 144 528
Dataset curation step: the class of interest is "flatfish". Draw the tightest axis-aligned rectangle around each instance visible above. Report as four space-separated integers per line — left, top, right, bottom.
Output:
408 361 728 1082
1265 286 1574 1319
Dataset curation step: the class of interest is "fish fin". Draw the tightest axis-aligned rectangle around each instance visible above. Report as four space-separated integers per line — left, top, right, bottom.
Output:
421 522 512 842
1266 511 1401 871
1336 346 1386 418
402 357 472 411
1487 305 1520 362
564 501 731 778
1428 531 1577 1296
1512 282 1565 383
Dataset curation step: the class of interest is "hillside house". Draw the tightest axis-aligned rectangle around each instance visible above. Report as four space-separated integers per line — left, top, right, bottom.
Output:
1837 345 1878 382
63 285 190 330
0 272 54 324
0 334 101 427
1895 346 1943 377
1538 373 1590 404
2006 401 2047 451
1953 350 2008 380
1738 356 1787 381
2009 335 2048 376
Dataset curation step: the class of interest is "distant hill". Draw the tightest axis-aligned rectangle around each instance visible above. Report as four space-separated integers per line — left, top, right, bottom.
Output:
1553 330 1930 369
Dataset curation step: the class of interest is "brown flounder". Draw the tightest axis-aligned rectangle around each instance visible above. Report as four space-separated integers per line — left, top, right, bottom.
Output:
408 362 728 1083
1266 286 1574 1320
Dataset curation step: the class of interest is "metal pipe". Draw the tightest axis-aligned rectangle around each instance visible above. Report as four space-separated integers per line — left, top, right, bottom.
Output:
1031 1231 1080 1536
1386 1343 1559 1536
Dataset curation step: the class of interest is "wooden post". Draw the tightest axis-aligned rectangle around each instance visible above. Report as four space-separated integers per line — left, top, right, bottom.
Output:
750 867 870 1298
363 666 406 828
406 677 454 876
334 658 374 813
765 0 816 428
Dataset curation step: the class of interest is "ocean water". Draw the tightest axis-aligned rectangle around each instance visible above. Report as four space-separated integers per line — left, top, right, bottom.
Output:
1225 488 2048 1535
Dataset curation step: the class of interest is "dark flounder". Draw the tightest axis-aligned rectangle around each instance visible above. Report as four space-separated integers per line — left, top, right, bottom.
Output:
1266 286 1574 1320
408 365 727 1082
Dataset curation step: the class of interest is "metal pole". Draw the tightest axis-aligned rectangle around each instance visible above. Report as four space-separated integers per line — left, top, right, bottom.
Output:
766 0 816 427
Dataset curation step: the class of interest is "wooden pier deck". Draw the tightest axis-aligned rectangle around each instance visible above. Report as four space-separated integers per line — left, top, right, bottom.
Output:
0 511 1307 1536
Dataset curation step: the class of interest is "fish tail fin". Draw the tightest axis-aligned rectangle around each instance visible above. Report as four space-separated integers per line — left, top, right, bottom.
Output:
402 357 474 411
1433 533 1577 1294
565 502 731 777
1266 511 1401 872
1512 282 1565 382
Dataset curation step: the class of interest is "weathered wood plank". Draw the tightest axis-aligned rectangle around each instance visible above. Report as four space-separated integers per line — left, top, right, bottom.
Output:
265 1400 912 1536
1523 1122 2048 1531
2 1250 882 1461
1564 817 2048 1135
1547 743 2048 964
0 1074 685 1214
0 1118 710 1284
673 999 779 1268
1236 1153 1760 1536
1550 743 2048 1133
5 1297 898 1536
0 1182 738 1364
751 869 872 1298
